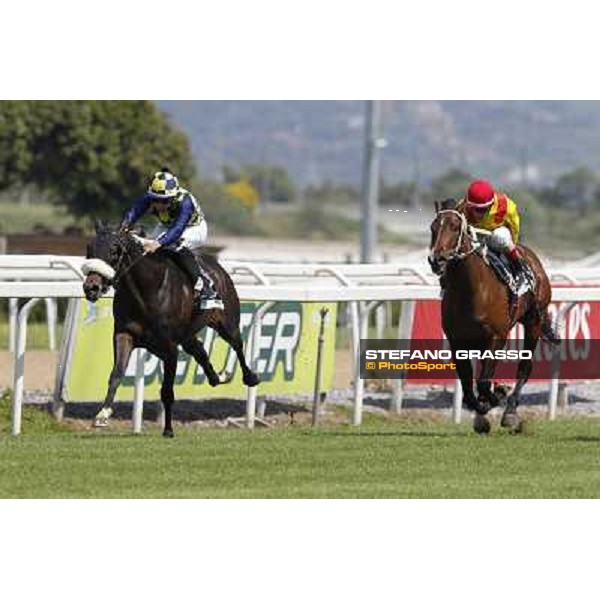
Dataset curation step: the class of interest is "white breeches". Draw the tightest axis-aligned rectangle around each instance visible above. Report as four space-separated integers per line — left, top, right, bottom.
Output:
487 226 515 253
151 220 208 250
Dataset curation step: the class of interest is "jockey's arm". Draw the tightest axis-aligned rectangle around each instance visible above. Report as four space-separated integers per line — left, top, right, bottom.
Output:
506 204 521 244
155 197 195 247
120 195 151 230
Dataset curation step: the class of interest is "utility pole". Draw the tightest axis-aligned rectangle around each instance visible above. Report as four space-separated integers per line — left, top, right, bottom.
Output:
360 100 385 263
412 143 421 210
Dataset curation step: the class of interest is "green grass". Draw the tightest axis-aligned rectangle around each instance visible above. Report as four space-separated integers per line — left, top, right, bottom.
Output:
0 389 69 436
2 395 600 498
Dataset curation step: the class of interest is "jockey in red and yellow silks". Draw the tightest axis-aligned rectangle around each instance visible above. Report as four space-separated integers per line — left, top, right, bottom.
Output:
457 180 526 280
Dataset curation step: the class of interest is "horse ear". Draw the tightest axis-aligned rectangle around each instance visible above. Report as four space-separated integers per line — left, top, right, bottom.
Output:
434 201 440 213
94 219 104 233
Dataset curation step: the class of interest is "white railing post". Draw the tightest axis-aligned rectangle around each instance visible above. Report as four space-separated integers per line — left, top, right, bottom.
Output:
246 301 275 428
45 298 57 351
353 300 383 426
548 302 574 420
132 348 146 434
8 297 18 352
12 298 41 436
375 303 386 339
453 380 463 424
52 298 79 421
391 300 415 414
548 346 561 421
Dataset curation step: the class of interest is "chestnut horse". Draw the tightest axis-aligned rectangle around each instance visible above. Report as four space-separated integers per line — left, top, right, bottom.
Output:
428 199 557 429
82 221 259 437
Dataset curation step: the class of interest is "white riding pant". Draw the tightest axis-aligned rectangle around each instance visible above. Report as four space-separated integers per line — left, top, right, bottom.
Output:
151 221 209 292
151 220 208 251
487 226 516 253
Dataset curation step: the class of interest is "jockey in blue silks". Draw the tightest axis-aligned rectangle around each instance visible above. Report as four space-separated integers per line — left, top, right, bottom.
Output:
119 167 222 310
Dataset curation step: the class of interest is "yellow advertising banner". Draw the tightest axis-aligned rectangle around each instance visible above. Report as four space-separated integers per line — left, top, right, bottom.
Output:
64 298 337 402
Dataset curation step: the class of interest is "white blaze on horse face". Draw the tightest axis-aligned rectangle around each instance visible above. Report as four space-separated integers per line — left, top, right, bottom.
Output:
433 209 471 258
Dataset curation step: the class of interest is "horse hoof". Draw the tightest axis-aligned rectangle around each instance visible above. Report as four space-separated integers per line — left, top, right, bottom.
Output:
473 414 491 435
162 430 175 438
207 372 221 387
475 401 491 415
243 372 260 387
493 384 510 402
218 371 233 384
93 407 113 428
501 411 520 430
479 394 500 409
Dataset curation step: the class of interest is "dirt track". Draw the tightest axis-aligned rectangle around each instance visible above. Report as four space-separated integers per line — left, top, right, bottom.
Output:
0 350 58 389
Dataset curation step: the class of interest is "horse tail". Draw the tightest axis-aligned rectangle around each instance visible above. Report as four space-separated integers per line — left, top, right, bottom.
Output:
519 245 560 343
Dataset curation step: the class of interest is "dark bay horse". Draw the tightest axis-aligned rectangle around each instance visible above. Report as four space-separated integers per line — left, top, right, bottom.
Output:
82 221 259 437
428 199 557 431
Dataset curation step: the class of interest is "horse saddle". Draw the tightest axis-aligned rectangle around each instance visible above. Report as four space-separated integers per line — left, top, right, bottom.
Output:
484 248 535 298
160 247 200 286
160 247 223 310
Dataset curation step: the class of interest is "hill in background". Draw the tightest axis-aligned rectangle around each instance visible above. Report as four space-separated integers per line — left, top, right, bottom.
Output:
158 100 600 187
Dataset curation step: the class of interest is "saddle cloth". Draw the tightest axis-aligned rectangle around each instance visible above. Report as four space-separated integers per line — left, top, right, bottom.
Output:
485 248 534 297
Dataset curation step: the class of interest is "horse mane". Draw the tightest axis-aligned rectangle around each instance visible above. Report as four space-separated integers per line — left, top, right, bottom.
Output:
122 232 145 259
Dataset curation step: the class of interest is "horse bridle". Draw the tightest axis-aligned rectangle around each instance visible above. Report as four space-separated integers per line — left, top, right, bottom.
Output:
109 234 146 288
429 209 479 274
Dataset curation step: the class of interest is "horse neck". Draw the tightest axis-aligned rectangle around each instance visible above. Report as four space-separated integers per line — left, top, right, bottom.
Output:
445 253 483 295
121 254 169 295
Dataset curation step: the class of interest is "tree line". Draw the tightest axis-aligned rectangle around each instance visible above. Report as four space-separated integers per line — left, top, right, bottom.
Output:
0 101 296 234
1 101 598 239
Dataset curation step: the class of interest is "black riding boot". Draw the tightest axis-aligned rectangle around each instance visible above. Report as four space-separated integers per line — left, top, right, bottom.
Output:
506 254 528 317
509 255 528 288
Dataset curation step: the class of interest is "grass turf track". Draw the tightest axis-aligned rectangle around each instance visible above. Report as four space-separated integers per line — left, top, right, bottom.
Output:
2 403 600 497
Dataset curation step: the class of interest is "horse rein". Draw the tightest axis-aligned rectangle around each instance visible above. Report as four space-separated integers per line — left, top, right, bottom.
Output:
110 234 146 288
433 209 480 262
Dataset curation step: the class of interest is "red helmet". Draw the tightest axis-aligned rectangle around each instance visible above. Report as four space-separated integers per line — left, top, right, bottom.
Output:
466 180 495 208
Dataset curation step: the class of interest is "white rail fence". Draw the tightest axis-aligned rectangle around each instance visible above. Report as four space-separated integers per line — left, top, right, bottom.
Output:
3 254 600 436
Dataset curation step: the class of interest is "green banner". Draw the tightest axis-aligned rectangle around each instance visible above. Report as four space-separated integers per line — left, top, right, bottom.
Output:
64 298 337 402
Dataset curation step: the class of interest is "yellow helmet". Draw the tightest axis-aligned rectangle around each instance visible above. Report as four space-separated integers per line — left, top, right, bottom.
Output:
147 169 180 199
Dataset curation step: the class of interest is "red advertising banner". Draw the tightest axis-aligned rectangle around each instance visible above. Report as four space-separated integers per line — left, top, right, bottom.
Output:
406 293 600 384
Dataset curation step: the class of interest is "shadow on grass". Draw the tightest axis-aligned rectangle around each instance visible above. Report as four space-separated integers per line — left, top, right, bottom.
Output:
61 399 309 422
570 436 600 443
363 391 597 411
312 430 465 439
